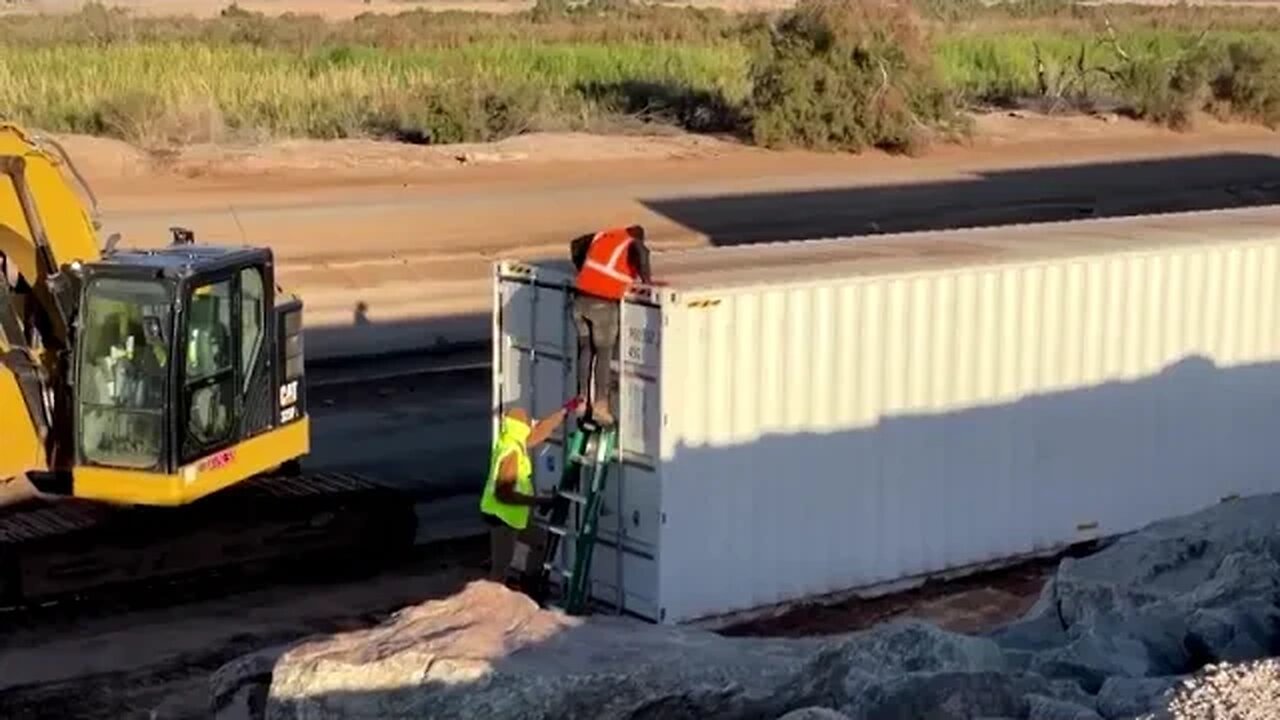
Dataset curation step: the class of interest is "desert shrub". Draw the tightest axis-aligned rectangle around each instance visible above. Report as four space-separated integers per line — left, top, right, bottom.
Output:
1097 37 1214 130
1209 39 1280 127
747 0 966 154
365 80 551 144
1090 34 1280 130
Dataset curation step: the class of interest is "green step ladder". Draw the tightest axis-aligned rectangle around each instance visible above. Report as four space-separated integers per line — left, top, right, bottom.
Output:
536 420 618 615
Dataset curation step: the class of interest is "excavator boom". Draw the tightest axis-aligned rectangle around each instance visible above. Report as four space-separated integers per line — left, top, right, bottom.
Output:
0 122 102 275
0 122 104 485
0 124 101 358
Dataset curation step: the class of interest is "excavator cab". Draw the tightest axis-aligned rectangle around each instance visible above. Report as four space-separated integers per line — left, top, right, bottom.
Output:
62 239 309 506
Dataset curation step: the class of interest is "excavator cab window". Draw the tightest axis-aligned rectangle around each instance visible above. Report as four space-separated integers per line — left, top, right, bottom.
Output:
76 277 173 470
181 278 236 460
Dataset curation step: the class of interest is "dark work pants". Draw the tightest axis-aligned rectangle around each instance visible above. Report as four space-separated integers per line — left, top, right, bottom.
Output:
572 293 619 415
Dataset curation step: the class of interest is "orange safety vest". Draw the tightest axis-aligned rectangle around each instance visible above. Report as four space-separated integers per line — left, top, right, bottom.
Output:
575 228 638 301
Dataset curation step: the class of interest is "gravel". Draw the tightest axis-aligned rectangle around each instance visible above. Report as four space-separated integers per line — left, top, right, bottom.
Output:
1152 658 1280 720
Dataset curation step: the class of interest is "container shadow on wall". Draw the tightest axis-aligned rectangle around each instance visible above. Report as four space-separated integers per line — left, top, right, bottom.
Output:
655 353 1280 624
642 152 1280 247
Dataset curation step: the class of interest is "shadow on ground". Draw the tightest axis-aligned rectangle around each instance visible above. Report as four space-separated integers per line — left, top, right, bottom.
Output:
643 152 1280 246
303 309 489 363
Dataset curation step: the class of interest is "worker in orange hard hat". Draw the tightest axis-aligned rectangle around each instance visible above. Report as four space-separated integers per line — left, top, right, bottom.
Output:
568 225 655 427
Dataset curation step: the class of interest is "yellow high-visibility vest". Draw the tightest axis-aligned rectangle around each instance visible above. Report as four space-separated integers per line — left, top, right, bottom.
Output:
480 414 535 529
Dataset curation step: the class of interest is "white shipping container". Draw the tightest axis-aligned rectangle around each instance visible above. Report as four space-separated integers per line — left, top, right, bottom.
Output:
491 205 1280 625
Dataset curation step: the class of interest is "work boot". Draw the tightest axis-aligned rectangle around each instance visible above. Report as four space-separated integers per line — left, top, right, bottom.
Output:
593 403 615 427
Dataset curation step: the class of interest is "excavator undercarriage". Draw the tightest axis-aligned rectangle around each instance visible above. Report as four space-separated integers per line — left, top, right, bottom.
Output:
0 471 418 612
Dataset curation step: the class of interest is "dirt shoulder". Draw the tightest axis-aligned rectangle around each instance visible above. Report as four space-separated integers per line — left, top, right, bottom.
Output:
63 111 1278 203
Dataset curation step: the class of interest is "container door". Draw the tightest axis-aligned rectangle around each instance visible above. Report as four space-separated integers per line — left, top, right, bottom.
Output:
492 261 575 494
491 260 665 619
588 297 664 619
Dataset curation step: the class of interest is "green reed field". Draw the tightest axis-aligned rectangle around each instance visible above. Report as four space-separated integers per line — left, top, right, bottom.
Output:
3 0 1280 152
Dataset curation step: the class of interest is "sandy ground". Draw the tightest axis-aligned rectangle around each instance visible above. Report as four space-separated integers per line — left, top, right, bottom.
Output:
46 111 1280 359
721 555 1061 637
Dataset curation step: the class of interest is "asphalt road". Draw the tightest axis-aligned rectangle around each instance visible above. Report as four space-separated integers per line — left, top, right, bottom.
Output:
306 362 491 497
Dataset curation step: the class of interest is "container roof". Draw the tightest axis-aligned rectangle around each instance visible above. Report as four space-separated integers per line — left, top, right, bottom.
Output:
649 204 1280 292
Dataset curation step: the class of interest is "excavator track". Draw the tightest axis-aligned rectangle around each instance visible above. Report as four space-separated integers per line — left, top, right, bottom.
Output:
0 472 418 613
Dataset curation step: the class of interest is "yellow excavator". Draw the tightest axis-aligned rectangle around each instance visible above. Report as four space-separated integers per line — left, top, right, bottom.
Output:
0 122 414 607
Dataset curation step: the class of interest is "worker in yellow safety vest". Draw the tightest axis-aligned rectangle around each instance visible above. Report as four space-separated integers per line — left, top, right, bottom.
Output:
481 398 583 580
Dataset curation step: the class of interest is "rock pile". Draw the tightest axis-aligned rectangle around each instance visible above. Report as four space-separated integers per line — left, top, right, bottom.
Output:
212 493 1280 720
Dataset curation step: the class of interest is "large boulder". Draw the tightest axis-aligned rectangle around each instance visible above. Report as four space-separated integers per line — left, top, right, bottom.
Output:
1094 676 1180 719
838 671 1096 720
258 581 823 720
993 495 1280 698
1050 496 1280 632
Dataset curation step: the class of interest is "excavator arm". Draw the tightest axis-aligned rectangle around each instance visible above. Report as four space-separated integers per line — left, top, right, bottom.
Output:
0 122 103 483
0 277 45 483
0 122 102 336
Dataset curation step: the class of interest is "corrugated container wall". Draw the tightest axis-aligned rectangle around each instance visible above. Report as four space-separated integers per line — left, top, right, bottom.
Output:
492 207 1280 625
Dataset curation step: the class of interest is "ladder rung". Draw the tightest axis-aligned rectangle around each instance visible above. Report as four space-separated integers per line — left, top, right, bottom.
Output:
558 490 587 504
543 562 572 577
534 519 567 534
